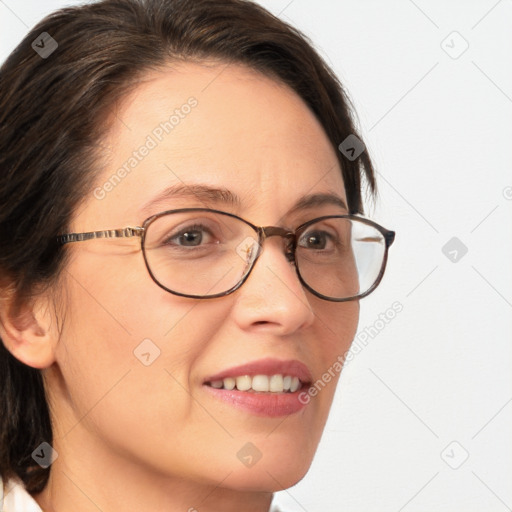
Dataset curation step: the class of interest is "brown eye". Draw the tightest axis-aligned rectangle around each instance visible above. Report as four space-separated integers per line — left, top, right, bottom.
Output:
298 230 334 250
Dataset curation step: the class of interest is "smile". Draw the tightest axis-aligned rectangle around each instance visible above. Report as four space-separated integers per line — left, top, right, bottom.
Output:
202 358 312 417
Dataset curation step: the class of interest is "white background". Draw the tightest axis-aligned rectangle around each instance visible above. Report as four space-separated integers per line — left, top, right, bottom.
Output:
1 1 511 511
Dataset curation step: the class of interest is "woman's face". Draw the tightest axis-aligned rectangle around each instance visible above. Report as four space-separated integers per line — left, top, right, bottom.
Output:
47 61 359 492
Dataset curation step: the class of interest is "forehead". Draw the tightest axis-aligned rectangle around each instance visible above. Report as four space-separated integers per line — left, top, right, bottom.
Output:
85 61 346 226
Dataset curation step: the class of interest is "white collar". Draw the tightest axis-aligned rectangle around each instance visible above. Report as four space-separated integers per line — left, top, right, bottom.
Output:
1 477 43 512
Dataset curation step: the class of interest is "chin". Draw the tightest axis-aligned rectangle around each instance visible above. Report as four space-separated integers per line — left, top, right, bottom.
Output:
221 454 313 492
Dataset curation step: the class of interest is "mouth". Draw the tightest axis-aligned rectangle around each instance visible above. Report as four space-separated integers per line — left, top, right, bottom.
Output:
202 358 313 417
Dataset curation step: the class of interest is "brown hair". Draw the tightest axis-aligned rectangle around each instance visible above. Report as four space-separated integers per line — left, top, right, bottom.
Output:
0 0 376 493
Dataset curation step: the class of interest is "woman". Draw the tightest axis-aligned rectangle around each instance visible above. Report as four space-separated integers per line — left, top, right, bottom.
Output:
0 0 394 510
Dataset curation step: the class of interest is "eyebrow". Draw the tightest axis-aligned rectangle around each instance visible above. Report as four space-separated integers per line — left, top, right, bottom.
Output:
140 183 348 217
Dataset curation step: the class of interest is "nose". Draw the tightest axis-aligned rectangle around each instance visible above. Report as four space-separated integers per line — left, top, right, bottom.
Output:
231 234 315 335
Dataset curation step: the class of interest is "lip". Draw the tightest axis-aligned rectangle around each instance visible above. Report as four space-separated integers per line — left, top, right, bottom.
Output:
203 357 313 384
202 358 313 418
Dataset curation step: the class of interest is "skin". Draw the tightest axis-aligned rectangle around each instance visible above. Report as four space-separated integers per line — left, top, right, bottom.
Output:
3 61 359 511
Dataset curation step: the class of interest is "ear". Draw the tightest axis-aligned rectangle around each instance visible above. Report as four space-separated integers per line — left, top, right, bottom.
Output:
0 291 57 369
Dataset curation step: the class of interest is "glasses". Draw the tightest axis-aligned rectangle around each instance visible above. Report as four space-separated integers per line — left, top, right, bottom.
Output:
57 208 395 302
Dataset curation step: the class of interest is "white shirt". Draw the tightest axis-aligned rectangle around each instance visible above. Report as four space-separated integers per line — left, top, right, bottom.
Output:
0 478 42 512
1 477 284 511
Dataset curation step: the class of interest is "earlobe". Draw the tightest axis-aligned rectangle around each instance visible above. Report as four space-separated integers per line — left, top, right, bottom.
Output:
0 294 57 369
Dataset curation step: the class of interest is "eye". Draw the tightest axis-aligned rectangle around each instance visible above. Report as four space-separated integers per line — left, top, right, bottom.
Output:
298 229 334 250
165 223 216 247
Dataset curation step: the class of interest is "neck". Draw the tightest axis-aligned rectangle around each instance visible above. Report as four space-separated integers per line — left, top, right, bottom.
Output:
31 432 274 512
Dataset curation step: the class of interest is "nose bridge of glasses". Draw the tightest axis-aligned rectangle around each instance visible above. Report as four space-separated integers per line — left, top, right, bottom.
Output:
258 225 295 261
260 225 294 239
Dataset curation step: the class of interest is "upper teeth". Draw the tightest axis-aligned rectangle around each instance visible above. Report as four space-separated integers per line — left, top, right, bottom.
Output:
209 374 301 393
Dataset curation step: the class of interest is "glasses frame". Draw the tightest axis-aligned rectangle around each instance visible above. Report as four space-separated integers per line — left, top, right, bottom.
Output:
57 207 395 302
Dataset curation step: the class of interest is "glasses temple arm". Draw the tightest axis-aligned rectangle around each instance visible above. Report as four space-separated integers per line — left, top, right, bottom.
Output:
57 226 144 245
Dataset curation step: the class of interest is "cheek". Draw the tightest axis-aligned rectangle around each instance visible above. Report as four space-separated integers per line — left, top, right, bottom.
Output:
307 300 359 413
55 254 220 439
315 300 359 364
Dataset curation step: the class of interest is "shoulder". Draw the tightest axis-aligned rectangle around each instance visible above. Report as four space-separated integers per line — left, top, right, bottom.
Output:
0 476 43 512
